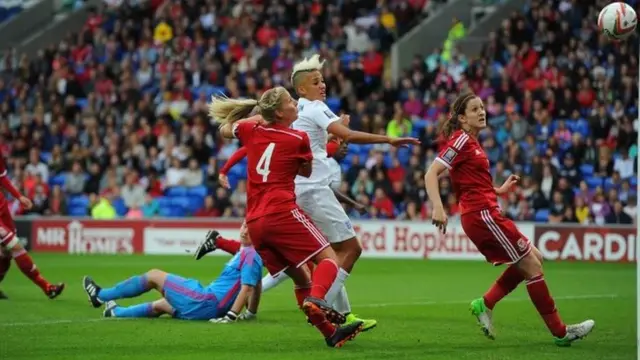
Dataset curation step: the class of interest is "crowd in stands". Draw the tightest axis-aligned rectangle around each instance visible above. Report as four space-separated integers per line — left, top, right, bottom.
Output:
0 0 637 227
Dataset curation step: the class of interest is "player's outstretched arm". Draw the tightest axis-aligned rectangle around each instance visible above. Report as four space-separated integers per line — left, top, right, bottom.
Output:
425 161 449 234
327 115 420 147
246 282 261 315
210 284 254 324
333 189 367 214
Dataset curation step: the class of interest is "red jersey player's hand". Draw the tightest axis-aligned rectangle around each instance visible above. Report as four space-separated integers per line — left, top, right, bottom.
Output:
496 175 520 195
389 137 421 148
19 196 33 210
218 174 230 189
431 206 448 235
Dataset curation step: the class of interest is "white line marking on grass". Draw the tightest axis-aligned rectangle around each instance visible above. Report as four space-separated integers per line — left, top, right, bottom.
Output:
355 294 620 308
0 294 619 327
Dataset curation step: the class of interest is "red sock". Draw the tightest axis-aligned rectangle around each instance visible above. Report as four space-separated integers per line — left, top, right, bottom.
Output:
526 275 567 338
483 265 524 309
294 283 311 308
217 237 242 255
13 250 50 292
310 259 339 299
0 255 10 282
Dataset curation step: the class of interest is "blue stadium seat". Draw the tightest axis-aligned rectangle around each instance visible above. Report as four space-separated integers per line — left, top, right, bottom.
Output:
170 197 191 210
111 197 128 216
631 177 638 188
187 185 207 198
187 196 204 212
604 178 617 191
69 195 90 208
50 174 66 187
68 206 87 216
156 196 171 207
586 176 604 189
166 187 188 197
76 98 88 109
580 164 594 177
158 206 173 217
326 97 341 113
535 209 550 222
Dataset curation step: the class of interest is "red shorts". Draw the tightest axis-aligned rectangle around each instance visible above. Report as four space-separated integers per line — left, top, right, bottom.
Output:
461 207 532 266
247 208 330 276
0 204 15 248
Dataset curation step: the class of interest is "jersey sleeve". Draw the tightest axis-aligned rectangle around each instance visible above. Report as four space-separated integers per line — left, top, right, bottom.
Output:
240 249 263 287
232 121 257 143
0 155 6 177
308 102 340 130
298 132 314 162
435 132 470 170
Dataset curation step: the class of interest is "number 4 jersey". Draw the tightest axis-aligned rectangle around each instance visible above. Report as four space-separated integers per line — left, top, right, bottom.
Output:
232 118 313 222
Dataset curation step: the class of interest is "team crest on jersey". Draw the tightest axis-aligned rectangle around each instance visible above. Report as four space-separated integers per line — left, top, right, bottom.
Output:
442 148 458 164
517 238 528 252
324 110 336 120
344 220 353 230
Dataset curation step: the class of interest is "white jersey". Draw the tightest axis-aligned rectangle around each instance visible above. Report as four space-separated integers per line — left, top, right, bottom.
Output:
328 158 342 191
292 97 340 187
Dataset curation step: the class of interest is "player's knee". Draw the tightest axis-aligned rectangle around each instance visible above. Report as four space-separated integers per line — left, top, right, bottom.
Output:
517 252 543 280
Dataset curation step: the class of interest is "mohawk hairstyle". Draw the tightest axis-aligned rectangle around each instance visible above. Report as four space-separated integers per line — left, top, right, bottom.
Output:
291 54 325 87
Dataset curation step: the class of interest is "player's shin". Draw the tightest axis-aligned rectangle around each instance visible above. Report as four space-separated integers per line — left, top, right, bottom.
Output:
310 259 339 300
0 255 10 283
333 286 351 314
526 274 567 338
112 302 158 318
10 247 50 291
324 267 349 304
483 265 524 309
98 275 150 302
262 272 290 293
294 283 311 308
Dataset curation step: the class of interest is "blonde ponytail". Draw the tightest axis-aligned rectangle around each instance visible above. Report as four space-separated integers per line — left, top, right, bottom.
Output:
208 97 258 125
207 87 292 126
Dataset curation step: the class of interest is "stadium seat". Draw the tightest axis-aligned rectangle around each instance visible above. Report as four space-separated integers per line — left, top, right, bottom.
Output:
170 197 191 210
535 209 550 222
187 196 204 212
187 186 207 198
68 206 87 216
166 187 188 197
69 195 90 208
580 164 594 177
604 178 617 191
111 197 128 217
49 174 66 187
586 176 604 189
155 196 171 207
326 97 341 113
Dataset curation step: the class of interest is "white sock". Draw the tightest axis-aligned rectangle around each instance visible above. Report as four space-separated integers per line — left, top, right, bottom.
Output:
325 268 349 304
261 272 290 293
333 286 352 314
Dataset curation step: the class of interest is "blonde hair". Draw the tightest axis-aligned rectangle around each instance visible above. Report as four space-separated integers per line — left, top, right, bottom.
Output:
208 87 289 126
291 54 325 88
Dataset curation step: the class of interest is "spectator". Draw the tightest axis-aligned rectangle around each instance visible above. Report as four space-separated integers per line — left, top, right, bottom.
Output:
590 193 611 225
195 195 220 217
44 185 67 216
65 161 87 195
613 150 635 180
230 180 247 210
548 191 566 223
183 158 204 187
574 197 590 225
90 194 117 219
606 201 633 225
165 158 186 188
386 108 412 138
141 195 159 217
24 149 48 182
372 188 394 218
624 196 637 221
121 172 145 210
84 163 102 195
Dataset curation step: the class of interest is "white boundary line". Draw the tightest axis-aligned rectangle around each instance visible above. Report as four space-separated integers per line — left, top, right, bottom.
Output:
0 293 619 327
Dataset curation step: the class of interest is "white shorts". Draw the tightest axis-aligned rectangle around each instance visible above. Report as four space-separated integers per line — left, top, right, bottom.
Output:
295 185 356 244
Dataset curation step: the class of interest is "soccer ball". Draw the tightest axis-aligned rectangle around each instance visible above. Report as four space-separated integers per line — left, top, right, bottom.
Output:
598 2 638 41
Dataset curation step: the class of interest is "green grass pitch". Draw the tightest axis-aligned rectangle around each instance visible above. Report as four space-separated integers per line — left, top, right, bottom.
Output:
0 254 635 360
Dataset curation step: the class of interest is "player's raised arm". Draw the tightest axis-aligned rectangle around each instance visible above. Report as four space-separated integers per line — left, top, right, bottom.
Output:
326 117 420 147
219 147 248 189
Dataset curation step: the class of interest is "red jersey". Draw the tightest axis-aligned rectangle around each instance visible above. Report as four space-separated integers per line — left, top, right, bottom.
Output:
436 130 498 215
233 118 313 222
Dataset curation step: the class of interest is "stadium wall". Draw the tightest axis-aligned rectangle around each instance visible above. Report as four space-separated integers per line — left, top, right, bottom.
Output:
14 217 636 263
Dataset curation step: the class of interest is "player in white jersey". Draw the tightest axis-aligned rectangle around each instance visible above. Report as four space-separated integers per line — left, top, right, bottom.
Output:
287 54 420 331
